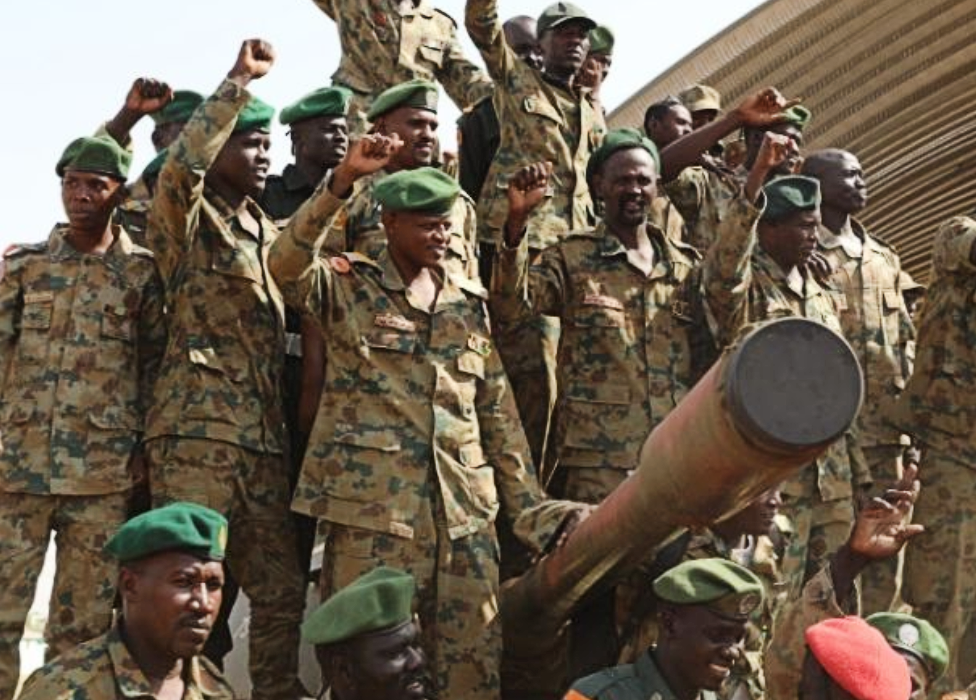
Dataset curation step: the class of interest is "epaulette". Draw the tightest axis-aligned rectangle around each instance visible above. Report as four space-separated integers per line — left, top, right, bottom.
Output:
570 665 637 699
3 242 46 259
433 8 458 28
331 251 380 274
453 273 488 300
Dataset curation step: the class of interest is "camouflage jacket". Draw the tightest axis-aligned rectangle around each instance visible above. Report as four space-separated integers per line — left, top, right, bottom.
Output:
764 564 854 700
886 216 976 461
665 162 743 252
145 79 287 454
311 0 492 111
465 0 606 249
702 195 869 500
17 621 234 700
0 225 164 495
819 219 913 447
491 222 707 503
269 178 547 541
567 649 717 700
323 168 479 280
261 163 321 225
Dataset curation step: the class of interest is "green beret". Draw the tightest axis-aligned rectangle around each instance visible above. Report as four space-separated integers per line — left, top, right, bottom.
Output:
151 90 204 126
141 148 168 181
653 558 764 620
367 79 439 121
537 2 596 36
760 175 821 222
679 84 722 113
374 167 460 215
280 86 353 126
302 567 415 646
586 127 660 187
105 502 228 563
235 95 275 133
588 25 615 55
56 136 132 180
866 613 949 681
780 104 812 131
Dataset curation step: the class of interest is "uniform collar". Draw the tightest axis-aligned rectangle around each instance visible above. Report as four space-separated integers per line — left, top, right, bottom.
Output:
375 248 458 313
638 651 717 700
205 187 271 241
48 223 137 269
109 622 221 698
818 218 863 258
753 246 815 299
596 221 681 281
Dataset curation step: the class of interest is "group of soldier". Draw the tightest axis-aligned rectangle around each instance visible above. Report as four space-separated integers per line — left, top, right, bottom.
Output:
2 1 975 699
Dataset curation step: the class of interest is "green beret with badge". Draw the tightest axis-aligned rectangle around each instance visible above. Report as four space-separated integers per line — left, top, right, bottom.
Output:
374 166 460 215
866 612 949 681
367 79 439 121
537 2 596 36
780 104 812 131
105 502 228 563
653 558 764 620
588 25 615 55
586 127 660 188
151 90 204 126
302 567 416 646
760 175 821 222
234 95 275 133
280 86 353 126
56 136 132 181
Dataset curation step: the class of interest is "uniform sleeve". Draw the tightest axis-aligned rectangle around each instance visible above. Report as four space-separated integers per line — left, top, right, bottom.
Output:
489 236 570 325
147 78 251 281
931 216 976 274
309 0 337 20
764 564 853 700
664 166 708 226
0 258 22 395
136 265 167 423
435 17 494 112
701 195 761 347
461 199 480 280
465 0 516 80
268 174 346 319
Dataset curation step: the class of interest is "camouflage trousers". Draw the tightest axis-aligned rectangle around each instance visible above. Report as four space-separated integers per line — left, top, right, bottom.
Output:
858 443 905 615
780 494 854 601
902 449 976 696
147 437 307 700
0 490 127 699
318 497 501 700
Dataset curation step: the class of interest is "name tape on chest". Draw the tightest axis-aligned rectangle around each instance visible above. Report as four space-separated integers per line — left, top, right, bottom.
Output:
374 313 418 333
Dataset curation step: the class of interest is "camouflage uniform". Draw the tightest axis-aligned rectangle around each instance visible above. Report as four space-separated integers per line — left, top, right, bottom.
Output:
665 163 742 252
269 178 561 700
0 226 163 698
323 168 480 280
565 649 718 700
886 216 976 694
702 195 863 600
310 0 493 134
17 621 234 700
818 219 914 613
144 78 306 700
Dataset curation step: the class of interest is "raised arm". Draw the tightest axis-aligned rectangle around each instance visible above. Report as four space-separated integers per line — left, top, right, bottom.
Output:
465 0 515 80
931 215 976 274
436 21 494 112
102 77 173 149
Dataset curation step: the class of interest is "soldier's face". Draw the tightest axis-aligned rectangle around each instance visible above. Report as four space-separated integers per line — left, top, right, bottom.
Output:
384 210 452 272
816 152 867 215
120 552 224 663
61 170 125 233
662 606 748 691
748 124 803 175
210 128 272 198
646 106 693 148
291 115 349 171
503 18 543 70
719 486 782 538
337 621 428 700
380 108 439 170
596 148 657 229
691 109 719 131
759 210 820 271
540 21 591 75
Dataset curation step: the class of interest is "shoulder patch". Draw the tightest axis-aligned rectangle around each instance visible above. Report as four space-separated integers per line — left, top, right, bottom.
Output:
453 273 488 300
3 242 46 259
433 8 459 28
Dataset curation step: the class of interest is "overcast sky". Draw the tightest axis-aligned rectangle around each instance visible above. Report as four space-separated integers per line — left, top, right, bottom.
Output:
0 0 763 249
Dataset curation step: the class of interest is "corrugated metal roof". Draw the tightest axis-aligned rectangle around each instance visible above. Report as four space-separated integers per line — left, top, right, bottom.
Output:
610 0 976 281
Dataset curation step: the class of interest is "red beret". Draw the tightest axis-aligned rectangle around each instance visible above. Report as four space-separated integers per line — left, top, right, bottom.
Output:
805 617 911 700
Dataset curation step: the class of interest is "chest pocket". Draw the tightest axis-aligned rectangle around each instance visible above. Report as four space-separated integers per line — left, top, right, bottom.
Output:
523 96 563 125
22 296 53 330
101 304 135 342
573 294 627 328
418 41 445 68
363 329 418 355
210 246 263 284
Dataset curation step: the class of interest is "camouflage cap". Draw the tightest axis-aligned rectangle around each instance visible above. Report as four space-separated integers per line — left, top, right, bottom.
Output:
235 95 275 133
652 558 764 620
678 84 722 114
537 2 596 36
588 25 615 55
56 136 132 180
367 79 439 121
760 176 821 222
780 104 812 131
374 167 460 215
302 567 415 646
105 502 228 563
150 90 204 126
586 127 660 188
866 612 949 681
280 86 353 125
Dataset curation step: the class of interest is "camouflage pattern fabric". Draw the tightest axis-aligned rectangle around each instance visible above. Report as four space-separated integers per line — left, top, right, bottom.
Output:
664 163 743 252
17 621 234 700
465 0 606 250
309 0 493 135
0 492 128 699
148 436 306 700
566 648 718 700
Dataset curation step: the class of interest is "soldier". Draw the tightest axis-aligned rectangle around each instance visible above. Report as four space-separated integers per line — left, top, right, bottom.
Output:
643 96 693 149
0 135 165 699
302 567 429 700
678 84 723 131
801 148 915 614
886 213 976 693
577 25 614 115
143 39 307 699
565 558 765 700
18 503 235 700
308 0 493 135
702 134 868 600
269 135 577 700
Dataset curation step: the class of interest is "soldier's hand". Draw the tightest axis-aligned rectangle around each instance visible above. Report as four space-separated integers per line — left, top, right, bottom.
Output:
124 78 173 116
504 161 552 247
745 133 795 202
331 133 404 196
804 250 834 285
228 39 276 83
848 463 923 560
733 87 801 128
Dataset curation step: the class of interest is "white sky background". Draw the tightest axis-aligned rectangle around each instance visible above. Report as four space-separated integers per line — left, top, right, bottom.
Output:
0 0 763 250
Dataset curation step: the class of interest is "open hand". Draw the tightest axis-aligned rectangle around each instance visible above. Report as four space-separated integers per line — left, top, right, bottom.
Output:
734 87 801 128
848 463 923 560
